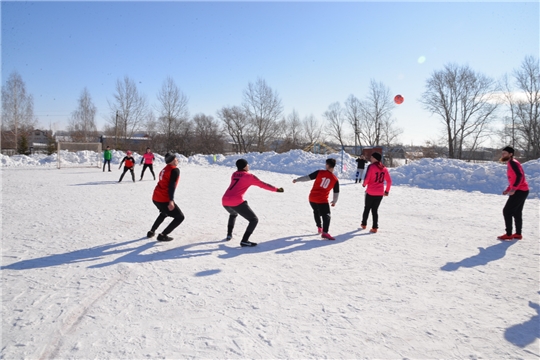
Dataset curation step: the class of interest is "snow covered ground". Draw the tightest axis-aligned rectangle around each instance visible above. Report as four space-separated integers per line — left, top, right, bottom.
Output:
1 151 539 358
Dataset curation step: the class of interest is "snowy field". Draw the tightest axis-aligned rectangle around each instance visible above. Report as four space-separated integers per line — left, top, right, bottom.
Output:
1 151 539 359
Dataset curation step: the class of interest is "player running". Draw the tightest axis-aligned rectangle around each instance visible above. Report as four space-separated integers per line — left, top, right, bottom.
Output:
147 153 185 242
361 152 392 233
118 150 136 182
497 146 529 241
293 158 340 240
140 147 156 181
222 159 284 247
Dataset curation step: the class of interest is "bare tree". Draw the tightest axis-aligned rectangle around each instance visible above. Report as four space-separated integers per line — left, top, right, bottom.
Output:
302 114 323 146
421 63 499 159
1 71 37 151
218 105 254 153
155 76 190 151
500 74 518 148
242 78 283 151
511 56 540 160
107 76 149 149
344 94 363 153
359 79 395 146
323 102 347 148
192 113 224 154
68 87 97 142
280 109 304 151
379 117 403 148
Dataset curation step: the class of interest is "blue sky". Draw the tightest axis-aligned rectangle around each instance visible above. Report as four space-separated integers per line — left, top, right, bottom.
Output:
2 1 538 146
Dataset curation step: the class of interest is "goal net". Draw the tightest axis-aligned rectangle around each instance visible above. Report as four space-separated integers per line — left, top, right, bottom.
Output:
57 142 102 169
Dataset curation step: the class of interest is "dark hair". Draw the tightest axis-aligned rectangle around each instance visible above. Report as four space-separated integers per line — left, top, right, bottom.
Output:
326 158 336 168
371 152 382 162
502 146 514 154
236 158 248 171
164 152 176 164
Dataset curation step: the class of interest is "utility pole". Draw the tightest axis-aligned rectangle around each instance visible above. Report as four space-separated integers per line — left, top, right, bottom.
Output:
115 110 118 149
354 118 358 155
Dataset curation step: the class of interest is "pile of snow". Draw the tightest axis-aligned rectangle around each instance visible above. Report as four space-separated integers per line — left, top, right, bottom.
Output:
391 157 540 198
1 149 538 197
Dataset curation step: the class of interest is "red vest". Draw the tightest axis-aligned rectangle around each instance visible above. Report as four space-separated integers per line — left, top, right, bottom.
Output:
152 165 179 202
309 170 338 203
124 156 134 168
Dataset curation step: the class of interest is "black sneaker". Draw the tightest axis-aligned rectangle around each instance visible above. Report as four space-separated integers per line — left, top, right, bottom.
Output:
157 234 173 242
147 231 155 238
240 240 257 247
226 235 232 241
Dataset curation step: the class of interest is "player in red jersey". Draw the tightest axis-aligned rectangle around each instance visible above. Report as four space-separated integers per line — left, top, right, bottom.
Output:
293 158 340 240
498 146 529 241
222 159 284 247
361 152 392 233
147 153 185 242
118 150 136 182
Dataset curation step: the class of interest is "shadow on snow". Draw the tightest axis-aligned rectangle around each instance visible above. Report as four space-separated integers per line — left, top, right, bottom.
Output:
1 229 365 270
70 181 120 186
504 300 540 348
1 237 148 270
440 241 516 271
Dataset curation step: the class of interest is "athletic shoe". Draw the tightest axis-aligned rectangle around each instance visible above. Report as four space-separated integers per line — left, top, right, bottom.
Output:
512 234 523 240
497 234 513 241
369 228 378 233
321 232 335 240
240 240 257 247
226 235 232 241
157 234 174 242
317 227 323 234
360 225 367 229
139 178 143 181
147 231 155 238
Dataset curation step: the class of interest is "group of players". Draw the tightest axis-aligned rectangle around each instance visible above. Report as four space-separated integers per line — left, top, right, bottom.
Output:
107 145 530 247
145 151 391 247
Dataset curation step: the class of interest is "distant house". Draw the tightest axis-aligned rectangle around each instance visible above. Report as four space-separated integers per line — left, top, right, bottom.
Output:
387 147 406 159
100 133 151 153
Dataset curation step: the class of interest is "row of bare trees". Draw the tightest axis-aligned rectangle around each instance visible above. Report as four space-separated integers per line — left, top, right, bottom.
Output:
2 55 538 159
499 56 540 160
420 56 539 160
1 72 38 151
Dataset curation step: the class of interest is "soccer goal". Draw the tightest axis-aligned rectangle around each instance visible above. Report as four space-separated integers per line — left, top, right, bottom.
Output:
57 142 102 169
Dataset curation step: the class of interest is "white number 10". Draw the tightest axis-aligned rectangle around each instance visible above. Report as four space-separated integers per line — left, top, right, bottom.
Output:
320 177 330 188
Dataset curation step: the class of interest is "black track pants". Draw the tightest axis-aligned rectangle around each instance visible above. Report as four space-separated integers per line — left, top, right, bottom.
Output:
119 166 135 182
310 202 331 233
503 190 529 235
362 193 383 229
141 164 155 179
103 160 111 172
224 201 259 242
151 200 185 235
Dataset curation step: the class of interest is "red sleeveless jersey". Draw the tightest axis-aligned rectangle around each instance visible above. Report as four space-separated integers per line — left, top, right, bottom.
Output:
152 165 179 202
309 170 339 203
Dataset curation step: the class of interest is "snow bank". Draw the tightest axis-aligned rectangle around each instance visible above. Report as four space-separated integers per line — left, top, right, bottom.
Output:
391 157 540 198
1 149 538 198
